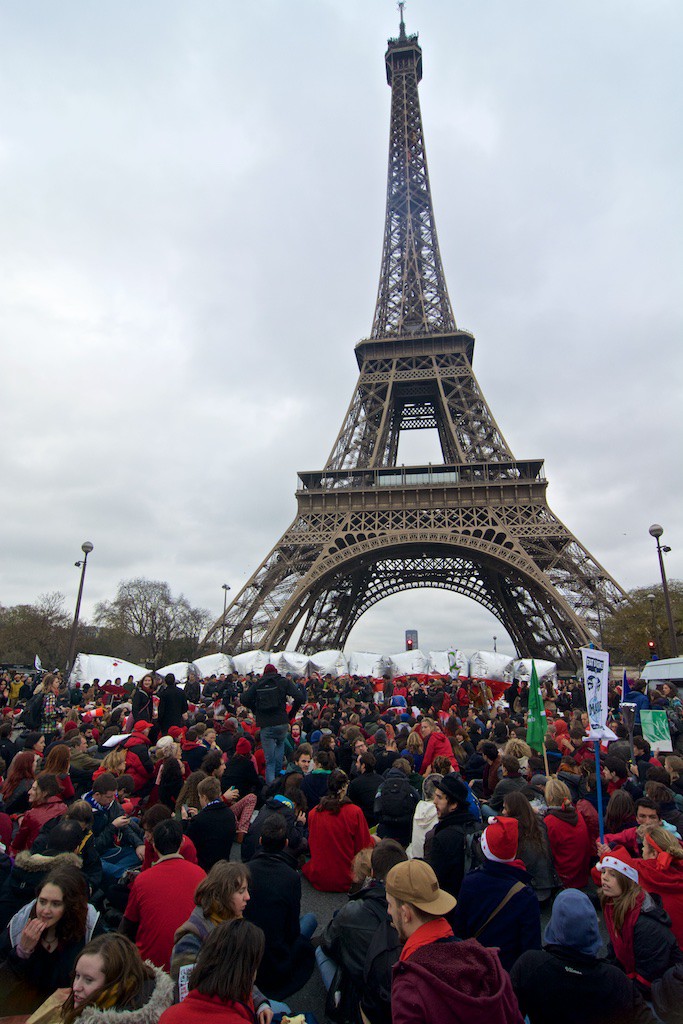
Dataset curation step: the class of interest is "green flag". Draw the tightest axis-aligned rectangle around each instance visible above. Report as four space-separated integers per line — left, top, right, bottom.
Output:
526 660 548 752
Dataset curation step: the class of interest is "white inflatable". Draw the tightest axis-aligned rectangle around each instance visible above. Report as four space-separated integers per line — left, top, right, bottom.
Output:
512 659 557 684
389 650 432 677
429 650 469 679
69 654 148 687
194 653 235 677
307 650 349 678
469 651 514 683
232 650 275 675
348 652 391 678
272 651 311 676
156 661 204 684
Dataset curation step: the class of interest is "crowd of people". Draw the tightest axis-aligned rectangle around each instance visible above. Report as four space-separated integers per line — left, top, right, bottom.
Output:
0 662 682 1023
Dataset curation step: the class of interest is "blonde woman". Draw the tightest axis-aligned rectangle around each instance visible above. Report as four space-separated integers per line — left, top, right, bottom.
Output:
543 778 592 889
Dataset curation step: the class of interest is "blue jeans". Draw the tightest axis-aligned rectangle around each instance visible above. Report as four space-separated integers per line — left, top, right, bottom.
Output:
261 724 289 784
300 912 317 939
315 944 338 991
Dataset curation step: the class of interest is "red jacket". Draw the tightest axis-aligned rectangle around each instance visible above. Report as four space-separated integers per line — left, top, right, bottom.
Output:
544 808 592 889
123 731 154 792
392 934 524 1024
302 801 372 892
12 795 68 853
159 992 253 1024
421 731 456 774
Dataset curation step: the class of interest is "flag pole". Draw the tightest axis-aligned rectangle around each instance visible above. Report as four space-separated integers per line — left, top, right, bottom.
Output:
542 742 550 778
594 739 605 844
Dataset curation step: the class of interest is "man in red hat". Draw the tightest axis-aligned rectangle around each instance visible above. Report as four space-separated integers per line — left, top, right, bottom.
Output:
386 860 523 1024
451 816 540 971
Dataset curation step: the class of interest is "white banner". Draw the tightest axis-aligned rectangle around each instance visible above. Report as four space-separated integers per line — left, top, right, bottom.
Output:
581 647 616 740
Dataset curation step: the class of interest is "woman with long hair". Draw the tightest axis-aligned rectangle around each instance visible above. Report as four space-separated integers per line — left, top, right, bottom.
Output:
170 862 272 1020
61 933 173 1023
604 789 637 835
131 674 156 724
1 748 40 815
161 919 265 1024
154 738 185 810
0 863 103 1014
605 827 683 949
303 769 373 892
503 791 556 903
599 853 682 996
543 778 592 890
11 773 68 853
403 730 423 773
173 770 207 820
92 747 128 782
44 743 76 802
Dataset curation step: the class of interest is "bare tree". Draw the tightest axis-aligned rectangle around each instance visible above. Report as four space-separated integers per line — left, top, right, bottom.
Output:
94 578 212 667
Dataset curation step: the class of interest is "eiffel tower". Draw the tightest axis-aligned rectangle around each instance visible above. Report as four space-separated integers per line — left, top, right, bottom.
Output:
208 13 624 670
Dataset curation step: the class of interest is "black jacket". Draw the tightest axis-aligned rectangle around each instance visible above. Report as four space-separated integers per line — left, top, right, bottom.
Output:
242 673 303 728
156 685 188 734
131 686 155 722
607 892 683 996
320 878 399 1024
244 849 314 1000
222 753 261 798
511 945 656 1024
185 801 236 871
424 805 473 898
348 770 383 827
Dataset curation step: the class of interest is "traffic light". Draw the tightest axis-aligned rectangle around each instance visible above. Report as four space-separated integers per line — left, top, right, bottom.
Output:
405 629 418 651
647 639 657 660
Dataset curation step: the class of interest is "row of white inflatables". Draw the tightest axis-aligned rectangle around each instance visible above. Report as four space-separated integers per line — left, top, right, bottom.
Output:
70 650 557 687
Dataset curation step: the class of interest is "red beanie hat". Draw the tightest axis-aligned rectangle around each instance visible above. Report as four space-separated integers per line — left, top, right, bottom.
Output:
168 726 185 740
481 817 519 863
64 721 78 733
235 738 252 756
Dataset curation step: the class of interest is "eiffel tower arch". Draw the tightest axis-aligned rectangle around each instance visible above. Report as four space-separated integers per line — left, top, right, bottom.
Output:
207 15 624 670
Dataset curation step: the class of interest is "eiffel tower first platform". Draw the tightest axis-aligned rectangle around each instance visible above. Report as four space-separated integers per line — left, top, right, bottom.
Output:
207 14 624 670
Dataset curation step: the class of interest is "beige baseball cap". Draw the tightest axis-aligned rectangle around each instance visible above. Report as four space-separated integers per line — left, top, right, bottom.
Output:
385 860 456 916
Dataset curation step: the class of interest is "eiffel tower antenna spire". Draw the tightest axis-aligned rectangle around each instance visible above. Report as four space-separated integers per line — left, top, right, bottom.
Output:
398 1 406 38
372 8 456 338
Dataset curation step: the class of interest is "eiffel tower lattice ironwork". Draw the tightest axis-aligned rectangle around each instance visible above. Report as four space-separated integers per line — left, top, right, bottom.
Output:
207 15 624 669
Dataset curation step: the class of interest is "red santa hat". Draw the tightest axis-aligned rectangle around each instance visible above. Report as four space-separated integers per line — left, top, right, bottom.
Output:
481 816 519 863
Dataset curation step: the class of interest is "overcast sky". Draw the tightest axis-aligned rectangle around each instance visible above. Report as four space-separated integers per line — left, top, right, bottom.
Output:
1 1 681 660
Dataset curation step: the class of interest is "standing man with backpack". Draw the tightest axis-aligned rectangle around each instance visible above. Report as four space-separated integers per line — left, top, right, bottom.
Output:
242 663 303 784
375 758 420 847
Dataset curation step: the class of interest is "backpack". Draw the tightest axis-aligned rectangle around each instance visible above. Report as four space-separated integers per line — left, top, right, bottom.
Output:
256 678 282 714
362 905 402 1024
377 775 414 823
21 692 44 729
463 817 486 874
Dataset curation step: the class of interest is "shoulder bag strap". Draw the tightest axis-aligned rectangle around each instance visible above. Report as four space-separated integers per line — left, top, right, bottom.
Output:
473 880 526 939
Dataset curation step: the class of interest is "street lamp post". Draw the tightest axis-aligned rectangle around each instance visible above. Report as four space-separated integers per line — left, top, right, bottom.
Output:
649 525 678 658
221 584 231 653
66 542 94 679
647 593 662 657
492 635 497 653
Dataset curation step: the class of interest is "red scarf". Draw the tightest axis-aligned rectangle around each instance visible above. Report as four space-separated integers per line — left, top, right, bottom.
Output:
400 917 453 962
603 891 645 980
